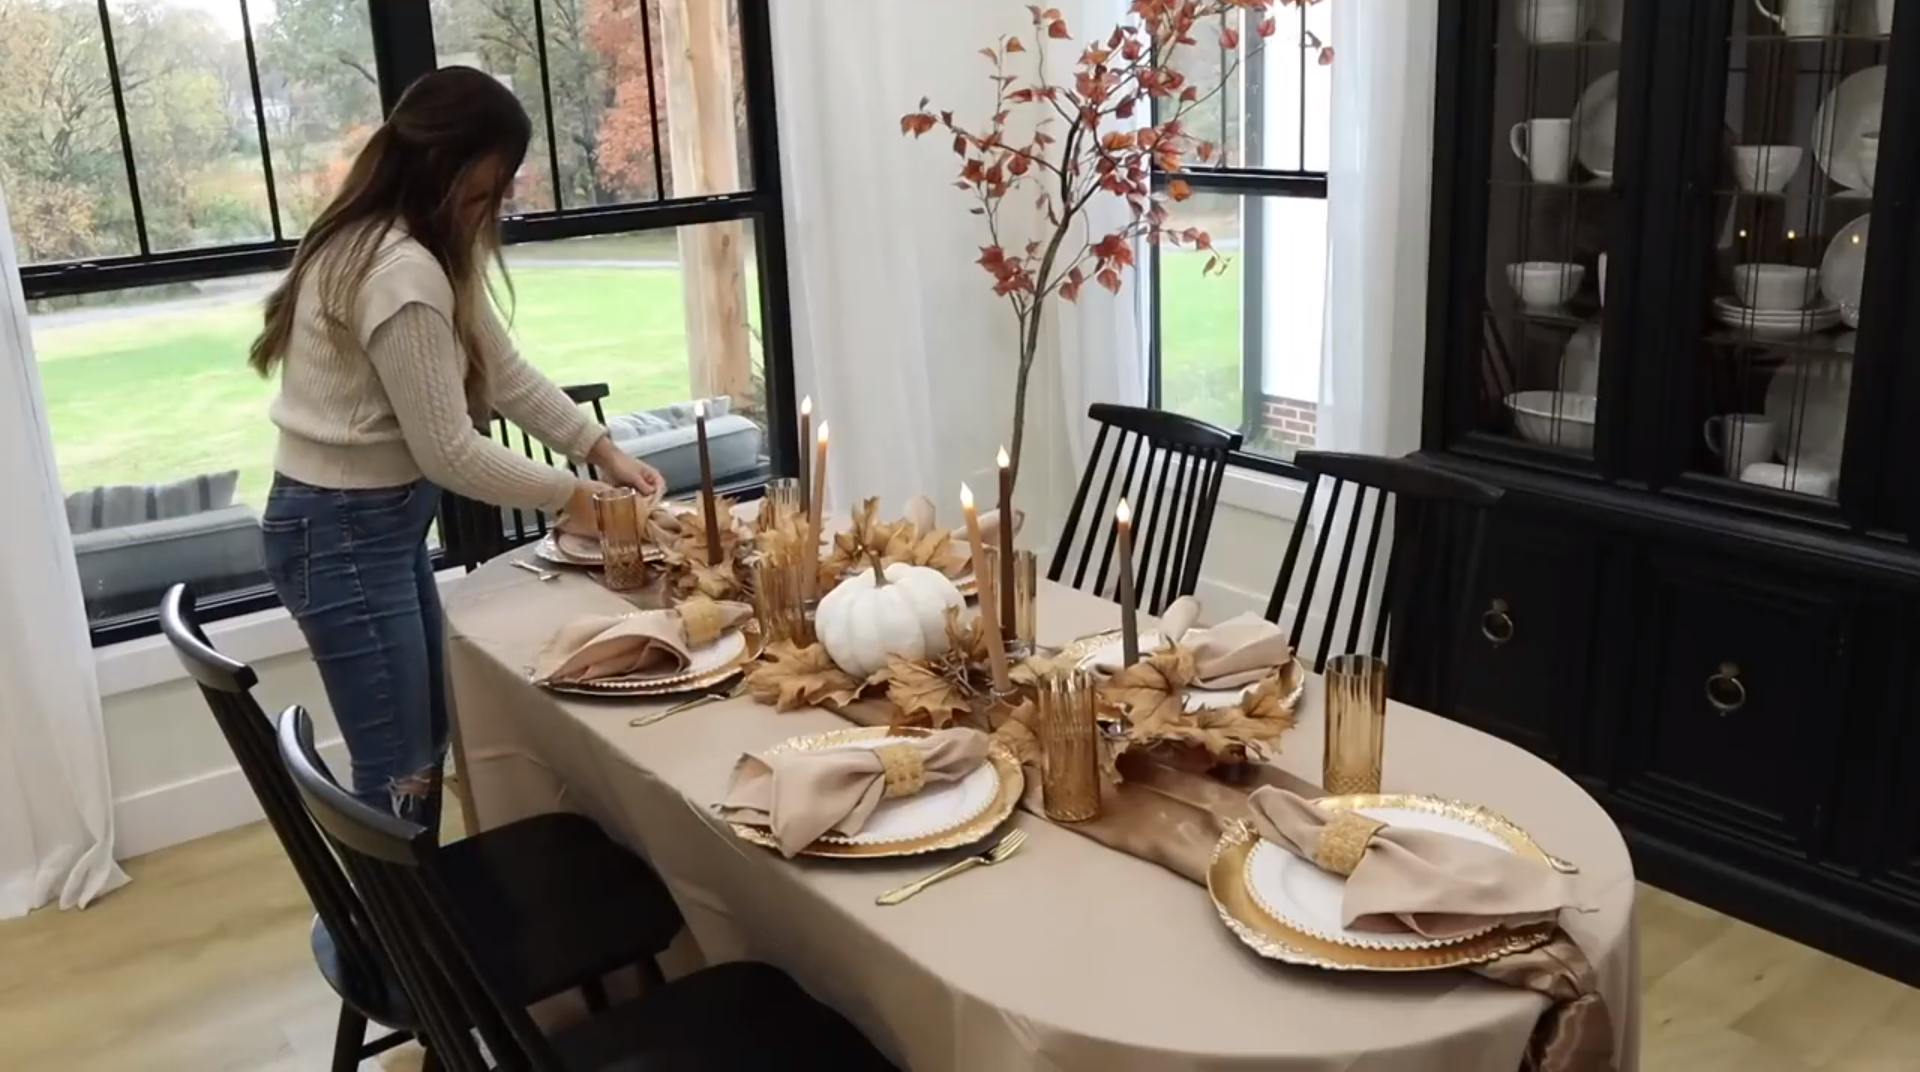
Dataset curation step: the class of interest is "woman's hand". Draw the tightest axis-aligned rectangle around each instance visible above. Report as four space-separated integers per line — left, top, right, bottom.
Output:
557 479 611 536
587 435 664 496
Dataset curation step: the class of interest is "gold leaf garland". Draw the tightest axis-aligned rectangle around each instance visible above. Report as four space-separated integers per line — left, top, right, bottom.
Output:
1098 647 1299 769
743 641 866 711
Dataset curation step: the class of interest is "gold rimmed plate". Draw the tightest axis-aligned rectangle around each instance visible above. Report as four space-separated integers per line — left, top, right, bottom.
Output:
1207 794 1557 971
1061 629 1306 712
538 622 765 698
729 726 1024 859
535 531 667 569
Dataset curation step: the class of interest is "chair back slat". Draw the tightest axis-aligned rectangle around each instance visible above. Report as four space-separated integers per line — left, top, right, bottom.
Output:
438 382 612 571
1262 453 1503 701
278 707 570 1072
159 586 391 1003
1048 403 1243 615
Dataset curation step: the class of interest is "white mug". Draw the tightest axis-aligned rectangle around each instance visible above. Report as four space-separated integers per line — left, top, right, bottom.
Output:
1511 119 1575 183
1516 0 1590 43
1752 0 1837 37
1704 414 1779 477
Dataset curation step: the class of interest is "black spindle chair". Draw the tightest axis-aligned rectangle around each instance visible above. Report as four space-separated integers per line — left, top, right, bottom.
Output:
437 383 610 571
160 585 419 1072
1262 452 1503 704
1049 403 1242 615
276 706 898 1072
163 584 689 1069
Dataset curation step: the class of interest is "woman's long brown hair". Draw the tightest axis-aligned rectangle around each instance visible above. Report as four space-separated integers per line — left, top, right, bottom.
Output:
248 67 533 395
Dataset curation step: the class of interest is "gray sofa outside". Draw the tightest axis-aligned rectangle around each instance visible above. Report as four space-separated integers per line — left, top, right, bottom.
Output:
612 411 764 491
72 504 266 616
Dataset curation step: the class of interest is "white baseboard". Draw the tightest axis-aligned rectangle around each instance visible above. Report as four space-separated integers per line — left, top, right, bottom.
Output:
113 737 350 860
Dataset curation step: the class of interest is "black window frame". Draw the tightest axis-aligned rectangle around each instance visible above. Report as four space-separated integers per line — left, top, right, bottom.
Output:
1149 6 1327 482
21 0 796 647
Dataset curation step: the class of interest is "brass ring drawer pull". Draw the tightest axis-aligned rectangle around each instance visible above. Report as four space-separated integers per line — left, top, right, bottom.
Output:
1705 662 1746 715
1480 599 1514 647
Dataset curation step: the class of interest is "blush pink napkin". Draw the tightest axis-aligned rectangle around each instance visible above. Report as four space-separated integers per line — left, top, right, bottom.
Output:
717 729 990 857
1247 786 1581 938
1097 601 1293 690
532 602 752 685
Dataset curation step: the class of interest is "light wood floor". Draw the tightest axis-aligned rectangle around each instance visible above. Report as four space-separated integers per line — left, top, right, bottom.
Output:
2 820 1917 1071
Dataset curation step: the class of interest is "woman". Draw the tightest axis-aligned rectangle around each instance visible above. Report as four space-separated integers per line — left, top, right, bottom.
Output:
250 67 661 821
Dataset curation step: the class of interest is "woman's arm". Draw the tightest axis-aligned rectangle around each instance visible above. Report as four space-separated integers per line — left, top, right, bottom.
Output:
367 302 598 513
478 304 664 493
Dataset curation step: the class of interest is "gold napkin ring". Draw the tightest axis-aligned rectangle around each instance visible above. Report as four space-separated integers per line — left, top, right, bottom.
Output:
875 744 926 799
1312 813 1386 876
679 597 725 647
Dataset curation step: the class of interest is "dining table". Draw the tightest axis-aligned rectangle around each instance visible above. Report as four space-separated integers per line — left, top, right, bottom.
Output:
444 547 1640 1072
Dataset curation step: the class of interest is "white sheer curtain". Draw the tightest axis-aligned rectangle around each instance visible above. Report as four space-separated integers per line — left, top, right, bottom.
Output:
0 186 128 918
1319 0 1440 456
770 0 1138 538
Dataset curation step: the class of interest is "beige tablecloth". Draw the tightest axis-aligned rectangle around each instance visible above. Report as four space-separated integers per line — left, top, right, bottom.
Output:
445 552 1639 1072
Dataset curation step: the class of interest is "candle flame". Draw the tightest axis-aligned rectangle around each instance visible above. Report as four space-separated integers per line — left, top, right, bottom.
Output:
959 482 975 509
1115 498 1132 524
818 421 830 444
1787 229 1797 240
694 399 708 419
997 446 1011 469
801 395 813 415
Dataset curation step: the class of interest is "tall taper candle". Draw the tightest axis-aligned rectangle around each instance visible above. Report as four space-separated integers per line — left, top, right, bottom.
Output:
797 395 813 507
996 446 1015 643
804 422 830 599
694 399 721 564
1115 498 1139 667
960 482 1013 692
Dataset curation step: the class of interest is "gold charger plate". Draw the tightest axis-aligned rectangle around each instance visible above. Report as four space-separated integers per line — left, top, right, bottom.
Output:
1207 794 1558 971
1061 628 1307 711
534 531 668 568
729 726 1025 859
538 622 765 698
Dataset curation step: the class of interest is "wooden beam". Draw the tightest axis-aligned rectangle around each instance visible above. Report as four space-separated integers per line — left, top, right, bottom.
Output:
657 0 753 412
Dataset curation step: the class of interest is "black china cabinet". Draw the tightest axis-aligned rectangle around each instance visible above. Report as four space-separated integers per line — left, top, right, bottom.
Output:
1418 0 1920 983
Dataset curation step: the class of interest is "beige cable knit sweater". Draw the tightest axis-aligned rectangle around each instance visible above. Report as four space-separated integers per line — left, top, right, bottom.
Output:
270 230 603 512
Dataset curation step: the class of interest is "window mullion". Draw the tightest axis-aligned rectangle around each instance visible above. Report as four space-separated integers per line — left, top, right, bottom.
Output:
93 0 150 257
528 0 568 212
237 0 284 242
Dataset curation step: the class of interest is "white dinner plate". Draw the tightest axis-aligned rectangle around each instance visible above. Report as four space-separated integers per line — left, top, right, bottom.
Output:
816 738 1001 845
1820 215 1870 327
1711 299 1842 339
1074 631 1257 710
1244 804 1516 949
1573 72 1619 179
1765 353 1852 470
1812 67 1885 194
535 531 667 568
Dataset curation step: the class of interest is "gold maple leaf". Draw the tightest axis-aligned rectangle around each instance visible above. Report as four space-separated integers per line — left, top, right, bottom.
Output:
744 641 866 711
676 496 742 567
989 697 1043 768
901 528 971 578
672 554 741 601
872 653 975 729
1099 647 1197 737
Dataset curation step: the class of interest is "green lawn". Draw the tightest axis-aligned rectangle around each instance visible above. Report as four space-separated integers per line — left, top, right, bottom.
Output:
30 250 1243 510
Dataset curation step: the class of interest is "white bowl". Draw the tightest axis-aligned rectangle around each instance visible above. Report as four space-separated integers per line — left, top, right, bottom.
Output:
1505 390 1597 451
1733 264 1819 311
1507 262 1585 309
1730 145 1804 194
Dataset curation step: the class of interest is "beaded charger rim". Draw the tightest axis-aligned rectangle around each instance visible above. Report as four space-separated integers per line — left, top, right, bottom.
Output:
537 621 766 697
1059 628 1307 711
728 726 1025 859
1207 794 1558 971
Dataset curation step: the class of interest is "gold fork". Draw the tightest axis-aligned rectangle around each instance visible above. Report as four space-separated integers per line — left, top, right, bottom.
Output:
628 679 747 728
874 829 1028 906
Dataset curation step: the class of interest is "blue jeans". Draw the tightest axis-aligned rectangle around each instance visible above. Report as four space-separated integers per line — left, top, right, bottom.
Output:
261 474 446 823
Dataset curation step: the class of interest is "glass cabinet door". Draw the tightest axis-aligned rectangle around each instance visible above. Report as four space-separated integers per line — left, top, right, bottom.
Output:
1684 0 1896 503
1475 0 1641 458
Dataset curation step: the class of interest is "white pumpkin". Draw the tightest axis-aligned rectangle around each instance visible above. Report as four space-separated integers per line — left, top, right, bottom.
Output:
816 561 965 677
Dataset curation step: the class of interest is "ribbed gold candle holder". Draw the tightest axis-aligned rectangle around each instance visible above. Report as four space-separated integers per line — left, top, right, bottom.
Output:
1039 669 1101 822
1323 654 1388 795
752 552 815 646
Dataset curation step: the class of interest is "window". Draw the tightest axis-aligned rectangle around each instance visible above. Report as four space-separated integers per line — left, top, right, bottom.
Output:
10 0 793 643
1149 1 1330 469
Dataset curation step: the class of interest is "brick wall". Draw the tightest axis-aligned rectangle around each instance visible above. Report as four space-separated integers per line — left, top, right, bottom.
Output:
1257 395 1318 453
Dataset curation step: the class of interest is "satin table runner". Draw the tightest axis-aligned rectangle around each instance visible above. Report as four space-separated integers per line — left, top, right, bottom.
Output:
445 550 1639 1072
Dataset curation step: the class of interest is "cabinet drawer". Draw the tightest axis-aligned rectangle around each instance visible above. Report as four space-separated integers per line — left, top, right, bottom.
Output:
1611 552 1849 855
1446 511 1597 763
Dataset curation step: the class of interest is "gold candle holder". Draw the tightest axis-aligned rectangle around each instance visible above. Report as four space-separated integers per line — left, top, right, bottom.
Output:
752 552 816 646
761 477 804 528
1038 670 1101 822
986 547 1039 657
1323 654 1388 795
592 487 648 592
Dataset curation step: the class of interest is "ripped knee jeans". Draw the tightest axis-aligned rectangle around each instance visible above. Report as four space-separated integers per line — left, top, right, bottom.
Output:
262 474 448 825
